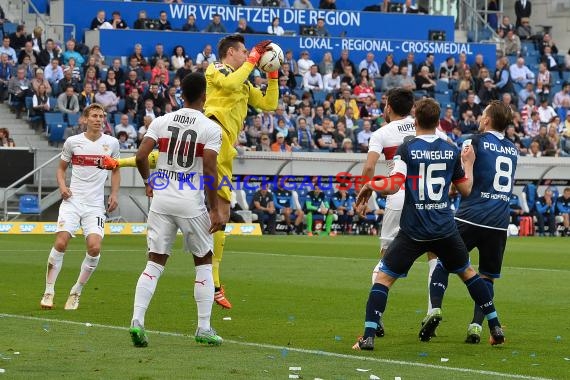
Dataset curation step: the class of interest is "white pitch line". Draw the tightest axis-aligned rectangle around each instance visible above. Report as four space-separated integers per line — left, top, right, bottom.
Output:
226 250 570 274
0 249 568 274
0 313 551 380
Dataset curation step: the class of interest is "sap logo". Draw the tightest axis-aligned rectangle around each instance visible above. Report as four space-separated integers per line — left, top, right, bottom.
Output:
0 224 13 233
239 225 255 234
109 225 125 234
224 225 234 233
131 225 146 234
20 224 36 233
43 224 58 233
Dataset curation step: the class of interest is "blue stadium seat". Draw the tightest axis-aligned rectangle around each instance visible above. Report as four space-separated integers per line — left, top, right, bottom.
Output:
295 75 303 89
44 112 65 133
67 112 80 127
374 78 383 90
48 123 67 145
48 97 57 110
313 91 326 105
244 187 257 208
435 80 450 94
435 92 452 105
19 195 41 215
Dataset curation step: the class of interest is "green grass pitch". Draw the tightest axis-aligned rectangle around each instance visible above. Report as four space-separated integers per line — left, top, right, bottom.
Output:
0 235 568 379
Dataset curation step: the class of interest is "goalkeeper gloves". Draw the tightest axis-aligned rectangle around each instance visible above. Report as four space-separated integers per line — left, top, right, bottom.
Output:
247 40 272 65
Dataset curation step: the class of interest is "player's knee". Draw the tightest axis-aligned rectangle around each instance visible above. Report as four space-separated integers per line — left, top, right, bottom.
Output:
86 243 101 257
194 251 212 266
54 233 70 252
458 266 477 281
148 252 168 266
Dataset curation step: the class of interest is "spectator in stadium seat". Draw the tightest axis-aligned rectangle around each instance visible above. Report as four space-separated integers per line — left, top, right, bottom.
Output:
195 44 216 66
90 10 106 30
509 57 535 87
252 186 277 235
124 70 144 97
419 53 436 79
17 41 38 66
552 82 570 109
9 25 28 53
124 87 143 125
283 50 299 76
415 65 436 97
439 105 457 134
31 83 50 129
130 44 148 71
518 82 535 109
455 53 470 76
157 10 172 31
356 120 373 153
455 69 476 105
314 18 329 37
315 117 338 151
399 52 418 78
0 36 17 63
501 93 516 113
494 57 516 97
8 67 30 117
204 14 227 33
458 92 482 120
498 16 515 34
115 113 137 146
30 68 51 95
297 51 314 76
470 53 486 78
296 117 316 151
458 110 478 136
541 45 563 80
535 188 557 236
104 69 120 98
335 88 359 118
533 124 555 155
294 0 313 9
319 0 337 9
235 18 255 34
181 14 199 32
318 52 334 76
512 111 527 136
255 133 273 152
504 29 521 56
79 82 95 111
133 10 148 30
279 62 296 90
476 77 498 108
379 53 395 77
271 132 292 152
176 58 194 81
524 110 541 139
331 188 354 233
303 64 324 93
536 62 552 92
537 97 557 124
505 124 527 155
381 64 400 92
556 187 570 236
516 17 535 41
138 98 157 122
107 59 124 84
110 11 128 30
0 127 15 147
95 82 119 114
0 53 12 101
439 56 458 83
398 66 416 91
527 140 541 156
539 33 558 56
56 84 79 116
136 115 152 144
61 39 84 66
335 50 357 77
143 83 165 114
149 43 168 69
151 60 169 86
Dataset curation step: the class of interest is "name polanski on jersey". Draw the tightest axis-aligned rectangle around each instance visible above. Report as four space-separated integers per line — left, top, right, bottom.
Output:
482 141 518 156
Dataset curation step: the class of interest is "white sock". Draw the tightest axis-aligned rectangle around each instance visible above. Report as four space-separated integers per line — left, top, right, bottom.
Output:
132 261 164 327
45 248 65 294
427 258 438 314
194 264 214 330
70 253 100 295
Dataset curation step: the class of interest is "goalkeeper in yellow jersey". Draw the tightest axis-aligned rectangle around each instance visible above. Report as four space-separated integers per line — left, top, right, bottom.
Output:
205 34 278 309
98 34 279 309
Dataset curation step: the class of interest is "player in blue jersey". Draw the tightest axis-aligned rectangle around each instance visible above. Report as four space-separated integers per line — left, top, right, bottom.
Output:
352 98 505 351
557 187 570 237
331 188 355 234
273 181 304 234
425 100 517 344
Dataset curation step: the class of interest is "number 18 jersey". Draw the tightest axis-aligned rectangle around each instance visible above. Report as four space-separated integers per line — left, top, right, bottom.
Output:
454 131 518 230
145 108 222 218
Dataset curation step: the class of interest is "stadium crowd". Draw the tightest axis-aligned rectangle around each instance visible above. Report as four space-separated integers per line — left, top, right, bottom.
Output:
0 1 568 235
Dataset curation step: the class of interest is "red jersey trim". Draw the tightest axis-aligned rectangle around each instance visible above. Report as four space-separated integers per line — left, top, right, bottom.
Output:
71 155 103 166
156 137 205 157
383 146 398 160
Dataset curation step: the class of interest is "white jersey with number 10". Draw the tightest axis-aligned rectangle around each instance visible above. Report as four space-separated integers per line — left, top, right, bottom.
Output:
144 108 222 218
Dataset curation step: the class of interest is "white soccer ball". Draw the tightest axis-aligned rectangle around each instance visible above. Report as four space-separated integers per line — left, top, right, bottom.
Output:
257 43 284 73
507 224 519 237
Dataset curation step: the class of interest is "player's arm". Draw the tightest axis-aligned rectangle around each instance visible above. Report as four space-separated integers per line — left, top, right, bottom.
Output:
107 142 121 212
454 145 475 197
136 136 156 198
535 199 548 213
248 75 279 111
272 193 283 210
56 160 71 200
305 196 318 211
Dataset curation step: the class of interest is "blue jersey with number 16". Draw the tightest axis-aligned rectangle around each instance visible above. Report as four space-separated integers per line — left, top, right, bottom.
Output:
454 131 518 230
393 135 468 241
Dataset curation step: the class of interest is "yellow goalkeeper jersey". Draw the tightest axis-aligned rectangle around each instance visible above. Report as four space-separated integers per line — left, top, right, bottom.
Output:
204 61 279 144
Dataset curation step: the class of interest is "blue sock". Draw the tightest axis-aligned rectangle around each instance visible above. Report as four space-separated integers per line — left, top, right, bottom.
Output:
472 278 494 325
464 274 500 328
364 283 389 338
429 263 449 309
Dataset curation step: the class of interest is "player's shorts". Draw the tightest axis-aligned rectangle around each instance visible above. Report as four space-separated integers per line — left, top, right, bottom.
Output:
56 199 106 238
380 207 401 251
216 127 237 202
457 220 507 278
379 230 470 278
147 210 213 257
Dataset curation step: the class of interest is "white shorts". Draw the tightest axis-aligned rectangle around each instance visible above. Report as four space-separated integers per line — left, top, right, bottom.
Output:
380 207 401 251
56 199 106 238
147 210 213 257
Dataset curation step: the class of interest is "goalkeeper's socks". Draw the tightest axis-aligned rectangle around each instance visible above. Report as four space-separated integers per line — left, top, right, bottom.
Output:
70 253 100 294
429 262 449 310
45 247 65 294
464 274 500 328
364 283 389 338
194 264 214 330
132 261 164 326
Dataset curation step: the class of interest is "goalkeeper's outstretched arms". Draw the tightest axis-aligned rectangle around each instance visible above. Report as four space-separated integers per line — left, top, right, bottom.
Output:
97 150 159 170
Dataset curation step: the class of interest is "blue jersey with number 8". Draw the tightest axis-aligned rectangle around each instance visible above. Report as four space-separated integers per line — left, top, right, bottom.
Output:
454 131 518 230
393 135 467 241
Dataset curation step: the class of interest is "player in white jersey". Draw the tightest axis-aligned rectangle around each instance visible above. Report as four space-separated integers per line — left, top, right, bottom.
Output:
128 72 224 348
358 88 448 336
40 103 121 311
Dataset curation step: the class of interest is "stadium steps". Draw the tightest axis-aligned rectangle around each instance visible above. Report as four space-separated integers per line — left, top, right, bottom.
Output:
1 185 60 221
0 104 50 149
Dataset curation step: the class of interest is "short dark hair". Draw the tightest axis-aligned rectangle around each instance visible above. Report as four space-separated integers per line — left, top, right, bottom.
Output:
217 34 245 59
182 72 206 104
485 100 512 133
414 98 440 130
386 88 414 117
